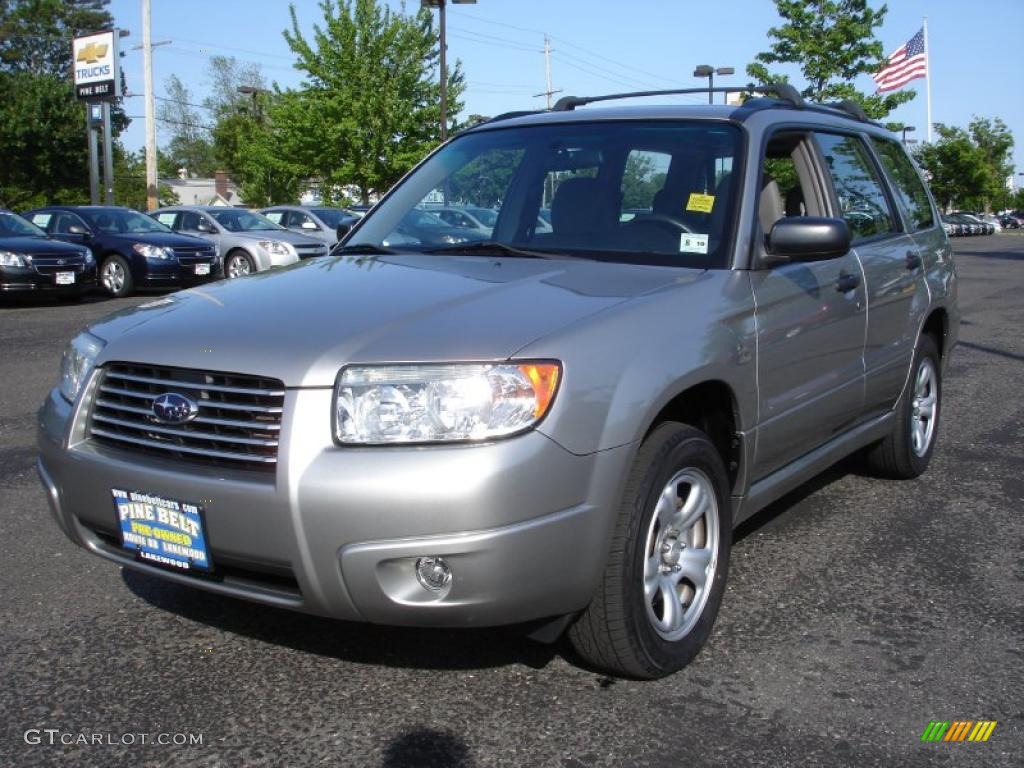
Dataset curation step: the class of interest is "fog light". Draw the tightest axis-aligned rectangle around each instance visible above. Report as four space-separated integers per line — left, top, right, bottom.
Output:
415 557 452 592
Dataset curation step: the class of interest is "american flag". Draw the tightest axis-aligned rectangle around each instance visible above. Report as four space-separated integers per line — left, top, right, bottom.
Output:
872 28 927 93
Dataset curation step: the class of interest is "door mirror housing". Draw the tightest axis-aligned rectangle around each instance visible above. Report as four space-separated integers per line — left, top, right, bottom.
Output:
300 220 319 231
764 217 851 264
66 224 90 237
196 219 214 233
335 223 352 241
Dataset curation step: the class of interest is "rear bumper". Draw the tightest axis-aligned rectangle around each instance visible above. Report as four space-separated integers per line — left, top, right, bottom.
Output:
37 384 633 627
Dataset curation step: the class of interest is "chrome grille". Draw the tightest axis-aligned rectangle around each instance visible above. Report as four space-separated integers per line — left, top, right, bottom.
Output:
294 243 327 258
172 247 216 265
88 363 285 473
32 254 86 275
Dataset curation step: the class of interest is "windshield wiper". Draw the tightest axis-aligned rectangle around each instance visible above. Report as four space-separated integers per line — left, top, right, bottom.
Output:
421 241 577 260
332 243 397 255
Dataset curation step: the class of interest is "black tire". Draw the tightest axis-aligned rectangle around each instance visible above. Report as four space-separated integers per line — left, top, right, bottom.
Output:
224 250 255 278
99 254 134 298
863 334 941 479
568 422 732 679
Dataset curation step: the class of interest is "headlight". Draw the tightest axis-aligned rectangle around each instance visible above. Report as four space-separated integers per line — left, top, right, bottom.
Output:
59 332 104 403
334 362 561 444
132 243 173 260
258 240 293 256
0 250 29 267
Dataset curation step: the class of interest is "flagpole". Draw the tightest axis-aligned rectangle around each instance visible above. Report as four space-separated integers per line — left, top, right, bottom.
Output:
924 16 933 142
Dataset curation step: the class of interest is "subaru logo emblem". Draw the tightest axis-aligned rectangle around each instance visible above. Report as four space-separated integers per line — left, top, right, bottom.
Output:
150 393 199 424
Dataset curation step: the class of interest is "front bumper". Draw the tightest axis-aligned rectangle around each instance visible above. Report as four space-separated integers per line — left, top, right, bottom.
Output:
37 383 632 627
140 259 219 287
1 265 97 293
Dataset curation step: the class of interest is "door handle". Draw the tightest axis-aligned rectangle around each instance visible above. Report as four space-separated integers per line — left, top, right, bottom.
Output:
835 271 860 293
905 251 922 270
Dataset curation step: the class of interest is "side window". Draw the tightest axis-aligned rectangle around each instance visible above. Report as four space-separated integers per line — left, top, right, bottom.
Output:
815 132 898 242
870 138 935 231
182 212 203 230
156 212 180 229
620 150 671 220
263 210 284 225
52 212 88 234
28 212 53 231
294 213 316 229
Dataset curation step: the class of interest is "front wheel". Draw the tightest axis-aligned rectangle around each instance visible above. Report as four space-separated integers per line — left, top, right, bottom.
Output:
100 255 134 297
863 334 942 479
569 422 732 679
224 250 255 278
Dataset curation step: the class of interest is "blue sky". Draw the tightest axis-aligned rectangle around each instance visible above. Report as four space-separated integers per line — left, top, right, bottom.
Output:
108 0 1024 181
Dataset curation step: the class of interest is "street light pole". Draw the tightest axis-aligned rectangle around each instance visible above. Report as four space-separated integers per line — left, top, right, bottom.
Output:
422 0 476 143
693 65 734 104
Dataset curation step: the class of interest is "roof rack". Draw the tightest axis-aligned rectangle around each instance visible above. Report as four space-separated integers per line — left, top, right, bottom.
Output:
552 84 806 112
820 99 871 123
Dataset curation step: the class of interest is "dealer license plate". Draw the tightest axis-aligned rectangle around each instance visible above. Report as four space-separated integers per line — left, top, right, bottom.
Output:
194 263 211 276
113 488 212 572
55 271 75 285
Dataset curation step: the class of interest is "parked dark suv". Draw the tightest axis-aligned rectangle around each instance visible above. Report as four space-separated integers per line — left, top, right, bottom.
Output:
37 86 957 679
0 209 96 300
23 206 219 297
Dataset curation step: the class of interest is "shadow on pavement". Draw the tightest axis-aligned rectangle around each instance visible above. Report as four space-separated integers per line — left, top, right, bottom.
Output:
121 568 561 673
380 727 475 768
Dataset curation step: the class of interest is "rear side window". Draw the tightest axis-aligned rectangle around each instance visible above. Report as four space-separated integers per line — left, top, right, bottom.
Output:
870 138 934 231
815 132 898 243
263 210 284 225
155 212 179 228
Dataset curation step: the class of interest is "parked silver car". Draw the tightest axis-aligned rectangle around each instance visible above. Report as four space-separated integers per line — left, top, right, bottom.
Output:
259 205 360 248
39 86 957 678
152 206 328 278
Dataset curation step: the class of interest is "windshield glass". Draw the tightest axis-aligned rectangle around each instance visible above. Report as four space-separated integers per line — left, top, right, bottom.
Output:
208 209 284 232
311 208 350 228
347 121 740 267
81 208 172 234
0 211 46 237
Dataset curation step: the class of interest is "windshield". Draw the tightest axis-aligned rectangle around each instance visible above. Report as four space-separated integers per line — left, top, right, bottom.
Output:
208 209 284 232
347 121 740 267
0 211 46 237
81 208 172 234
311 208 350 228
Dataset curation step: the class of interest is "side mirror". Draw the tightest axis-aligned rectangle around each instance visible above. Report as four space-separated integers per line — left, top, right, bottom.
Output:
300 220 319 231
335 223 352 241
67 224 90 237
197 220 214 233
764 217 851 264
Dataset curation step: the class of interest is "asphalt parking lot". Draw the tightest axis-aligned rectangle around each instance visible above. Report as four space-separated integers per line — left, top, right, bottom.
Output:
1 236 1021 768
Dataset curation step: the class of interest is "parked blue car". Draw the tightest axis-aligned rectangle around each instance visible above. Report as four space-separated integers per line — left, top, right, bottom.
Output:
0 209 97 301
23 206 219 297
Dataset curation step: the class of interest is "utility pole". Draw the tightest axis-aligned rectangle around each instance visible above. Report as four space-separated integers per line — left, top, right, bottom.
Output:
534 35 562 109
142 0 157 210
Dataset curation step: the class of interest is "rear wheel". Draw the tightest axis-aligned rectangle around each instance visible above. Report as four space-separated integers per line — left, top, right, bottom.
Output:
568 422 731 679
863 334 941 479
100 255 133 297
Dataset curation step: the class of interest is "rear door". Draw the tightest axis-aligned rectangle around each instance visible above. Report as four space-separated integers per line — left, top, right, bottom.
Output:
814 132 926 420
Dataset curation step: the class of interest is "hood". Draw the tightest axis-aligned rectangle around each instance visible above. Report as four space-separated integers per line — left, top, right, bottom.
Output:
0 235 88 256
88 253 695 387
100 231 213 249
230 229 323 247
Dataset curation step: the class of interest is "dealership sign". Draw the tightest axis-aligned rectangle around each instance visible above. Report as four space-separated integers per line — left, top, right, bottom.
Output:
72 31 121 101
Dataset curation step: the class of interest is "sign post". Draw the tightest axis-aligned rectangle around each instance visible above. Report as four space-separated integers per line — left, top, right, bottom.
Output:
73 31 121 204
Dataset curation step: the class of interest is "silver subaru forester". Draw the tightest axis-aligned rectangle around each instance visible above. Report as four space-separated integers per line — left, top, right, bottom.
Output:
38 87 957 678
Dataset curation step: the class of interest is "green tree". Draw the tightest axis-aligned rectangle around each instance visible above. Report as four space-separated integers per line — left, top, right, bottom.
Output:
0 70 90 208
747 0 914 120
0 0 114 77
278 0 466 203
158 74 216 178
112 146 179 209
967 117 1014 211
913 125 987 211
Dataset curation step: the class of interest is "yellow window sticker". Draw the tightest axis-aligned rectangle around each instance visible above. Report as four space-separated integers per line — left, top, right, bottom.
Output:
686 193 715 213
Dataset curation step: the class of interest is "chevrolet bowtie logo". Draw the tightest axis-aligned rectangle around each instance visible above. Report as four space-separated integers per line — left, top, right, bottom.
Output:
76 43 108 64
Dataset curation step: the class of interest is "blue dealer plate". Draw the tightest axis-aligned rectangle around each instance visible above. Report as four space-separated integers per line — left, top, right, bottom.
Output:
113 488 212 572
